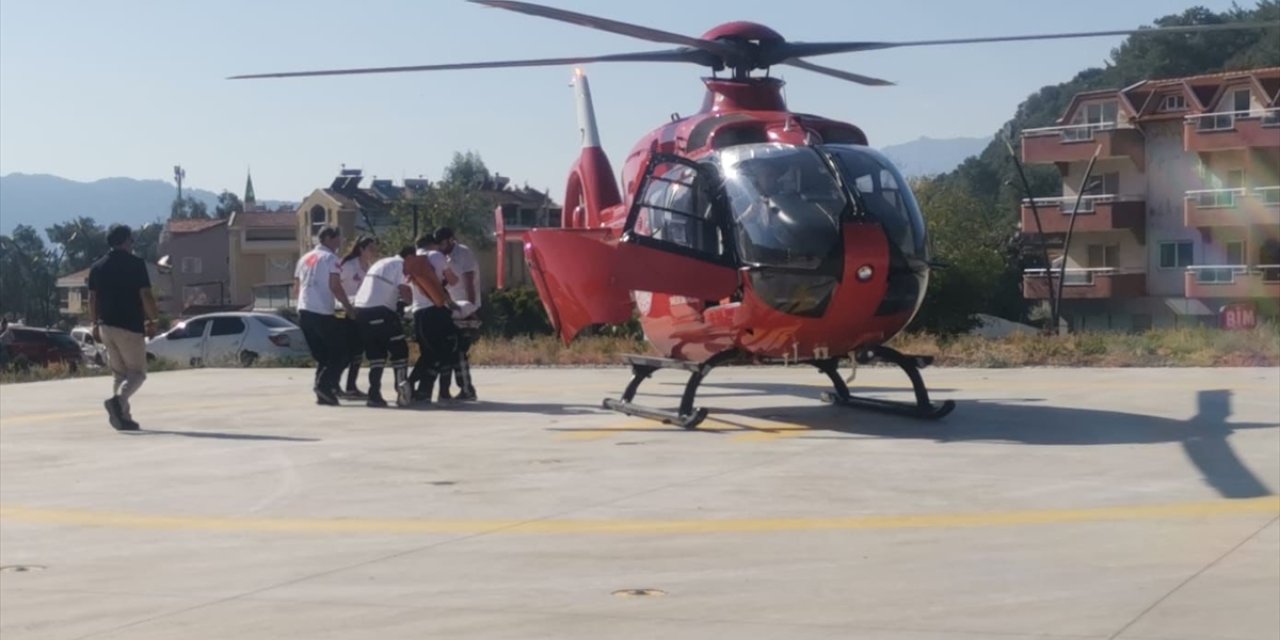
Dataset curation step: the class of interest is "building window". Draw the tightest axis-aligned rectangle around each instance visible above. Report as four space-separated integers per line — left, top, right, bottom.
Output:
58 288 70 309
1159 241 1194 269
309 205 327 239
1084 172 1120 196
1159 94 1186 112
1079 101 1118 125
1226 241 1246 266
181 256 203 274
1087 244 1119 268
1232 89 1250 113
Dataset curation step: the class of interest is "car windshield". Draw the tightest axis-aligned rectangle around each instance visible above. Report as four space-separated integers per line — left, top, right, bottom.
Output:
716 144 847 271
254 314 295 329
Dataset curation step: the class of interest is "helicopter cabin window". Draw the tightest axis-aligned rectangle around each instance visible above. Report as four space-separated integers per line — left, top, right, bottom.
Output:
630 160 724 259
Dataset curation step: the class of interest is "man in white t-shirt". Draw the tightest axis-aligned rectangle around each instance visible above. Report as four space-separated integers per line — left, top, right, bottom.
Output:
352 246 414 407
293 226 355 406
435 227 481 401
407 232 460 402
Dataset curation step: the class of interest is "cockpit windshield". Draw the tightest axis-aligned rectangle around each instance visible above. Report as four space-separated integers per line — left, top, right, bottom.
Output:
717 144 846 271
821 144 929 263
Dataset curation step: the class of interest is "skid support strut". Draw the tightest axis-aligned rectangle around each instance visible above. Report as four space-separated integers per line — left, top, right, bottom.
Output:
601 351 739 429
814 346 955 419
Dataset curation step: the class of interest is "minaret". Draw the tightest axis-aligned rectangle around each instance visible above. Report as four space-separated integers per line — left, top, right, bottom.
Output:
244 169 257 208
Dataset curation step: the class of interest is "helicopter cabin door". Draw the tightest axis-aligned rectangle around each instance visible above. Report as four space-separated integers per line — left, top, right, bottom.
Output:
617 154 739 301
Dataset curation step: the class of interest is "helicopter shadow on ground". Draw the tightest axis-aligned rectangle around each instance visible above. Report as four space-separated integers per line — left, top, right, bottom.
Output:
661 380 957 398
558 389 1277 500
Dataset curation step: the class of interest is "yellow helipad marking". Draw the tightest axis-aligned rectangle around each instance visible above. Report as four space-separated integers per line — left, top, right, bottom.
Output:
2 497 1274 536
557 413 826 443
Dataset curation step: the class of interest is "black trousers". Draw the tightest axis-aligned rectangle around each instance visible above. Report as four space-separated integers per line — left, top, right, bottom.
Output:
341 316 363 389
410 306 459 393
299 310 346 394
355 306 408 396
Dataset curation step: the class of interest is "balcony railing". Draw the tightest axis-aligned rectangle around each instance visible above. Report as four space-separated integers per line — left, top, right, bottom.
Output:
1187 265 1280 284
1022 194 1141 214
1256 186 1280 206
1025 267 1126 285
1185 108 1280 131
1185 188 1246 208
1023 121 1120 142
1023 268 1147 299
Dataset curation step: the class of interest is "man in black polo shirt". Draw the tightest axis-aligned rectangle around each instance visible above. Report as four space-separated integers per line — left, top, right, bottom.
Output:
88 225 159 431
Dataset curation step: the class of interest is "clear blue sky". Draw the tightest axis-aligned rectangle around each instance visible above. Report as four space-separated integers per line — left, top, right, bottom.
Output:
0 0 1247 202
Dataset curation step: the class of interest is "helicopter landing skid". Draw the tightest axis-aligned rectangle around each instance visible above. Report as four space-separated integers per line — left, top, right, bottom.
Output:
601 352 740 429
814 347 955 420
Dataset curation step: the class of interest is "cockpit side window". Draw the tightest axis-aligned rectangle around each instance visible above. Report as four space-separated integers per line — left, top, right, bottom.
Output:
824 145 929 263
627 156 727 261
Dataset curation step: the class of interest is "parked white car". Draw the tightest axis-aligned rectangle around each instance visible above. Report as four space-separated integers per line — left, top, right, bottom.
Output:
146 312 309 367
70 326 108 366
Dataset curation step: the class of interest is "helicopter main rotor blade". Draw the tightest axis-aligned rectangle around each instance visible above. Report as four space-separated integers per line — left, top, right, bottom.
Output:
775 21 1280 61
227 48 710 80
782 59 894 86
468 0 736 59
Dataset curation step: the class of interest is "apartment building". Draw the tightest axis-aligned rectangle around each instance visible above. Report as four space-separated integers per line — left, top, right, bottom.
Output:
227 209 299 311
158 218 230 315
1020 67 1280 330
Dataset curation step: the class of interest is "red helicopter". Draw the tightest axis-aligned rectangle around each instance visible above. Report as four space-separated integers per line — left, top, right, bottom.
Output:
232 1 1272 428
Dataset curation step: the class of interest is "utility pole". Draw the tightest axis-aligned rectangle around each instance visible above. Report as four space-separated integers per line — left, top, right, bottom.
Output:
1054 146 1103 333
173 165 186 211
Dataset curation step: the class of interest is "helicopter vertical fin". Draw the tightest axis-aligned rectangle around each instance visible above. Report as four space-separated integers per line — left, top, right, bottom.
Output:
565 69 621 228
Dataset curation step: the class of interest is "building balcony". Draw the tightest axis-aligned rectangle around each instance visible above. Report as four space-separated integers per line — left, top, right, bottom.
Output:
1184 265 1280 299
1021 123 1145 168
1184 109 1280 152
1184 188 1280 227
1020 195 1146 237
1022 268 1147 300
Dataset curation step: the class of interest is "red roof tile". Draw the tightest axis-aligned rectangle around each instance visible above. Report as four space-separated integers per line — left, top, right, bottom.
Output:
165 218 227 234
242 212 297 228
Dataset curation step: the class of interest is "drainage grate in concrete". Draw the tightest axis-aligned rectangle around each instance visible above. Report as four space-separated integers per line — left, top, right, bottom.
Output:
1 565 47 573
612 588 666 597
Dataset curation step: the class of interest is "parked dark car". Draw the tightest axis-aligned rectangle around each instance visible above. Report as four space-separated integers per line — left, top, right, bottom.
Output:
1 327 84 370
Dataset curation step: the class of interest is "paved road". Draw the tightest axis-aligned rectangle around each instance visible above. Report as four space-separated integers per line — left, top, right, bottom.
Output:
2 366 1277 639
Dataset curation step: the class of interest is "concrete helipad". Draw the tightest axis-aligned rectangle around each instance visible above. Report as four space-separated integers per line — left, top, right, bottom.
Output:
1 366 1277 640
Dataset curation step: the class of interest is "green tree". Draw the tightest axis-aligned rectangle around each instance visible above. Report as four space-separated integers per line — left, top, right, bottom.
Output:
0 225 57 325
133 221 164 263
384 181 495 252
910 180 1015 336
441 150 491 189
214 191 244 219
45 217 107 275
170 196 209 220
